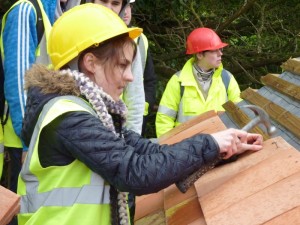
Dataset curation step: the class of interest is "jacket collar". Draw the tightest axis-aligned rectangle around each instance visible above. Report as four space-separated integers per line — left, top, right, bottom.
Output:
179 57 224 86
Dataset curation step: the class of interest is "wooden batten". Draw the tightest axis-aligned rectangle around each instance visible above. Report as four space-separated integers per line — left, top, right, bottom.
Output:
281 58 300 75
166 197 204 225
198 137 300 225
260 73 300 101
222 101 270 140
262 207 300 225
134 190 165 221
135 114 300 224
158 110 218 144
164 184 197 211
0 186 20 225
135 210 166 225
194 136 288 198
241 88 300 139
159 115 227 145
203 171 300 225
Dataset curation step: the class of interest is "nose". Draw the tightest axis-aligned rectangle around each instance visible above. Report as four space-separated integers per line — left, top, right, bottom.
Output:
124 68 134 82
218 48 223 56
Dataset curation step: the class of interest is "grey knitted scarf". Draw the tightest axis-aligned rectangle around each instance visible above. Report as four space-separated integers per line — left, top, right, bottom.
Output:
60 69 129 225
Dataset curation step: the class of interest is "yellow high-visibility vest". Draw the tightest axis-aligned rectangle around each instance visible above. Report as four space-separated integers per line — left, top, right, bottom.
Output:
18 96 130 225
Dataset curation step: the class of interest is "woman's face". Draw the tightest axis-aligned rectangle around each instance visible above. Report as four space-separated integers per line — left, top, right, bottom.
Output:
197 49 223 71
94 0 123 14
92 43 134 101
123 4 132 25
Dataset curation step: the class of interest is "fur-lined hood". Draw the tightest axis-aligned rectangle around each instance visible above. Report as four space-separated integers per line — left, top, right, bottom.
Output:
22 64 84 147
25 64 81 96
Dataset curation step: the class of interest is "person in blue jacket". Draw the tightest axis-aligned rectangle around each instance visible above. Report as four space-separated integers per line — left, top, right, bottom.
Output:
1 0 80 194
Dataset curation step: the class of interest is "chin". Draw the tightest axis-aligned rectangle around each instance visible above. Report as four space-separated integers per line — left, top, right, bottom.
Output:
112 97 117 101
215 62 221 67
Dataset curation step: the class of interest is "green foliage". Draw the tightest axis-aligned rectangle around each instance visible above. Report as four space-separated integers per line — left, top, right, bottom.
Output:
0 0 17 15
134 0 300 138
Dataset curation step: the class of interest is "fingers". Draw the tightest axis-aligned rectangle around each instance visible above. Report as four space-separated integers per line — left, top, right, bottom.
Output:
211 128 263 160
241 142 263 151
233 129 248 144
219 129 239 159
238 133 263 154
247 133 263 145
222 137 234 159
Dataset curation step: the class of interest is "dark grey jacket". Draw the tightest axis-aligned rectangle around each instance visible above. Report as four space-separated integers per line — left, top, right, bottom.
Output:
21 65 220 196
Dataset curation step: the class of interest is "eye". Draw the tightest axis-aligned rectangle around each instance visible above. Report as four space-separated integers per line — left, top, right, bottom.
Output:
112 0 121 6
119 63 127 70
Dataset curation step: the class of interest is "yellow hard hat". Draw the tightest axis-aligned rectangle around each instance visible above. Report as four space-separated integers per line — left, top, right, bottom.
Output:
49 3 142 70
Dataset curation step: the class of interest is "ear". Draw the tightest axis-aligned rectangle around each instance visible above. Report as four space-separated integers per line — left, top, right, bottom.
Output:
81 52 96 75
196 52 204 61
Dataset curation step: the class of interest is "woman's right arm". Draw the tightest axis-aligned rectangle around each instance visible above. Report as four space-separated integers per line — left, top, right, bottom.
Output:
40 112 262 195
40 111 220 195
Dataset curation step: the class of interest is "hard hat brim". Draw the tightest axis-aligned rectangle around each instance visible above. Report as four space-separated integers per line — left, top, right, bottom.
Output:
186 42 228 54
127 27 143 40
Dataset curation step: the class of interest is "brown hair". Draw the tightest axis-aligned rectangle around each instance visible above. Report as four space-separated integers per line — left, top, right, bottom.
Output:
78 33 137 75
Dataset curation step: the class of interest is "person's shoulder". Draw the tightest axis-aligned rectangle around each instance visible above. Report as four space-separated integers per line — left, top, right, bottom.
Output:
5 1 35 19
221 69 234 79
168 71 182 84
4 2 40 32
140 33 148 39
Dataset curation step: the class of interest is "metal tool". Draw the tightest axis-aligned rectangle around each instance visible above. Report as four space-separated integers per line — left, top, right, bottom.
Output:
240 105 276 135
175 105 276 193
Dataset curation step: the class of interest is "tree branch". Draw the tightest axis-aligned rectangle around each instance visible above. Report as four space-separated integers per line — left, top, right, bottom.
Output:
217 0 258 33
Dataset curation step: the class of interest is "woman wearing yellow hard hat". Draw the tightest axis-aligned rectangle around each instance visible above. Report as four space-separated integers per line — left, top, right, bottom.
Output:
17 4 263 225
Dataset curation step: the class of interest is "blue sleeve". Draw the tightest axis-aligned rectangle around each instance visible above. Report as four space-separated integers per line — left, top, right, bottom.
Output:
3 2 38 143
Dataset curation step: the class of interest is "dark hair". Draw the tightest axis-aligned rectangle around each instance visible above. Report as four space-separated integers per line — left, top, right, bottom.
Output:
89 0 127 6
78 33 137 74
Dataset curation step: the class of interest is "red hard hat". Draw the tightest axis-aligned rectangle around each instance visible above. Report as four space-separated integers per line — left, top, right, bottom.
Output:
186 27 228 54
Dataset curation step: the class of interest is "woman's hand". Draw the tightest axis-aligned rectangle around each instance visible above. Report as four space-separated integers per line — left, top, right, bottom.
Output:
211 128 263 159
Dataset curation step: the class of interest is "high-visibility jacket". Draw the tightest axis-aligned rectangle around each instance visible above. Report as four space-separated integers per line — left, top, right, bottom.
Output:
156 58 242 137
136 33 150 116
137 33 148 74
17 96 124 225
1 0 52 149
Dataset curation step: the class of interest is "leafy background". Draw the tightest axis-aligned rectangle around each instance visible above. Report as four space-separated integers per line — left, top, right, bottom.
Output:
1 0 299 137
132 0 300 137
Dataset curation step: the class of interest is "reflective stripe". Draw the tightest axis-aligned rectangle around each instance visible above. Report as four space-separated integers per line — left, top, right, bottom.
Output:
21 185 110 213
138 34 147 72
137 34 149 116
157 105 177 119
35 0 52 64
175 71 181 77
144 101 149 116
177 99 195 123
35 33 50 64
20 96 110 214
